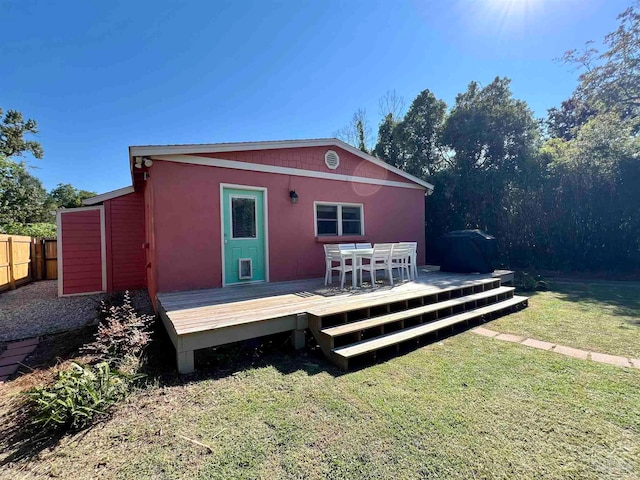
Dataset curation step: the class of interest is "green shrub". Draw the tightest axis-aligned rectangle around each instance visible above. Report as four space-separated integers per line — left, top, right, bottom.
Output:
27 362 132 430
84 291 154 370
514 271 548 292
0 222 56 237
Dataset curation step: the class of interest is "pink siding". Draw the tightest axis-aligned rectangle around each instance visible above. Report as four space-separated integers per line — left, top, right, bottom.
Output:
149 157 426 293
105 192 146 291
195 145 412 184
60 209 103 295
144 176 157 306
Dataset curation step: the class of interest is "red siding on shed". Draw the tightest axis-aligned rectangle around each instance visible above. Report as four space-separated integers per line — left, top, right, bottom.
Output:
60 209 104 295
105 192 146 291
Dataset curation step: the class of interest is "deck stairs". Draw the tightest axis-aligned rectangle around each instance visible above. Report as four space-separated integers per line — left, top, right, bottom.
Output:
307 277 527 370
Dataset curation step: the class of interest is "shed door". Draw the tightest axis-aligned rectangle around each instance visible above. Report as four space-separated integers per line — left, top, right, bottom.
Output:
58 207 106 296
222 187 266 286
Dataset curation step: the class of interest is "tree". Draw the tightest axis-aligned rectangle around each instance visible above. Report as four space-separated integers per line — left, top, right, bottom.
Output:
545 96 596 140
373 89 447 179
394 89 447 178
0 156 50 224
334 108 372 153
49 183 97 209
0 108 44 160
434 77 541 243
561 2 640 118
378 89 405 121
373 113 403 168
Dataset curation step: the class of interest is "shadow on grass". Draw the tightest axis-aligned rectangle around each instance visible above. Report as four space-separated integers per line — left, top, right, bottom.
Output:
141 319 346 389
536 281 640 326
0 290 528 467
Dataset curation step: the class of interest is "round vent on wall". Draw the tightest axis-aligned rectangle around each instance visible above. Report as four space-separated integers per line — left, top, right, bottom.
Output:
324 150 340 170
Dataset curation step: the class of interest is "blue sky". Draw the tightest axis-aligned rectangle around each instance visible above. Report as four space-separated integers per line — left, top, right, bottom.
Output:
1 0 630 193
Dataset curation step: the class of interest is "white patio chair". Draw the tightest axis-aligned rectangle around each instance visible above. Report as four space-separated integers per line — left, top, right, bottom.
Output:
390 243 413 282
324 244 355 288
355 243 372 249
338 243 356 250
398 241 418 279
359 243 395 287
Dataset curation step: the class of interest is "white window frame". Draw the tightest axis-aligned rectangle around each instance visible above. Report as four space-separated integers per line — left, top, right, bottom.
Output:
313 201 365 237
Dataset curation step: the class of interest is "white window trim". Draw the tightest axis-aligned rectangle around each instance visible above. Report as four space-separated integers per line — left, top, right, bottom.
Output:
229 194 259 240
313 201 365 237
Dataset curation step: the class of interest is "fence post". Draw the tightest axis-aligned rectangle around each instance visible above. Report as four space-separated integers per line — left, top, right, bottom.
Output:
34 238 43 280
7 236 15 290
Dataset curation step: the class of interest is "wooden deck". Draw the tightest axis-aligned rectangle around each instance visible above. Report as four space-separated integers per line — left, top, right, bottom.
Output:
157 267 516 373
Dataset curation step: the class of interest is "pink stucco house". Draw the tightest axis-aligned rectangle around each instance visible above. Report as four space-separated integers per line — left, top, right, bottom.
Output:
57 138 433 303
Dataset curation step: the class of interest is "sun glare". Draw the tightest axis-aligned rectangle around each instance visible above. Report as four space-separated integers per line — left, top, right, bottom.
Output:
457 0 545 36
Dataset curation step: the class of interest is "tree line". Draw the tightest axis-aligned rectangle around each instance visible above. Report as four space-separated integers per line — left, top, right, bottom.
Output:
335 3 640 273
0 108 96 237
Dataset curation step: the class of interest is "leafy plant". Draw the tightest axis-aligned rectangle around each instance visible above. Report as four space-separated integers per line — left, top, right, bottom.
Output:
27 362 132 430
0 221 56 237
84 291 154 369
514 271 548 292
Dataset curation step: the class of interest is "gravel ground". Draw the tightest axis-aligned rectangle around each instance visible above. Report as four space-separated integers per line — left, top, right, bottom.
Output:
0 281 153 342
0 281 104 342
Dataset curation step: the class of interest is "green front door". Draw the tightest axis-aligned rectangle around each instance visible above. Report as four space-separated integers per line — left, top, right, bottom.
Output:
222 187 266 285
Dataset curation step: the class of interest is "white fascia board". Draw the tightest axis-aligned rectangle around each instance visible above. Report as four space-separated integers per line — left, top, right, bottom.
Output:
82 186 135 205
129 138 434 191
152 154 426 191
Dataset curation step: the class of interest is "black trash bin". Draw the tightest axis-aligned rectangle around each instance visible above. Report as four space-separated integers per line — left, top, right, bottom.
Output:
438 229 497 274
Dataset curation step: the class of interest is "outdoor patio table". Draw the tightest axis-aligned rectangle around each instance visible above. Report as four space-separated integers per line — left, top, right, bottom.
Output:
339 248 374 288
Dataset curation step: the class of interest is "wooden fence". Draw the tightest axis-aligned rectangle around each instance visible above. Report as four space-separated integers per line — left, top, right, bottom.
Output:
0 235 58 292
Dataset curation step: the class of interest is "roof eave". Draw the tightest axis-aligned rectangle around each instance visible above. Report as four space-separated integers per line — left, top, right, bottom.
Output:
129 138 434 191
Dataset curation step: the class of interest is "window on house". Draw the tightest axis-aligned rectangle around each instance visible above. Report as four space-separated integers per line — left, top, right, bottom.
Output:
315 203 363 236
231 196 257 238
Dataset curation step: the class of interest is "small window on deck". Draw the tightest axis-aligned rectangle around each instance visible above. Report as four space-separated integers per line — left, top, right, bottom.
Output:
315 203 363 236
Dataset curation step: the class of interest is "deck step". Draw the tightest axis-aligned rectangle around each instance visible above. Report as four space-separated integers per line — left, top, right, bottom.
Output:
332 296 528 366
321 286 515 339
306 277 501 319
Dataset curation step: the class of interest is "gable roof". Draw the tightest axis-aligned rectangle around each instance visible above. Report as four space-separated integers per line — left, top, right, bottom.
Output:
83 186 135 205
128 138 434 191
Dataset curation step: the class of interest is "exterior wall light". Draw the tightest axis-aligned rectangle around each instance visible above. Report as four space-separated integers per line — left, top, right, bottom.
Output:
289 190 299 204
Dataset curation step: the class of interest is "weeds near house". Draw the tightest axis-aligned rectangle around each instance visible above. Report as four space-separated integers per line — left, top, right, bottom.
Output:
84 291 154 370
19 292 154 437
26 362 133 430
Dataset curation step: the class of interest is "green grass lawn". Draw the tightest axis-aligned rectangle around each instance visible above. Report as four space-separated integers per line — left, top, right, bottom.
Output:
1 283 639 479
491 281 640 358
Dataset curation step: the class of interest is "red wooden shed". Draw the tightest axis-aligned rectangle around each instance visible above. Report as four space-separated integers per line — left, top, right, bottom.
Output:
57 188 146 296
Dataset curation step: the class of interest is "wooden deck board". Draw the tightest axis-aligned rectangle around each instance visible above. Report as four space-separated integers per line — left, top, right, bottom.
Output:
157 269 513 337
